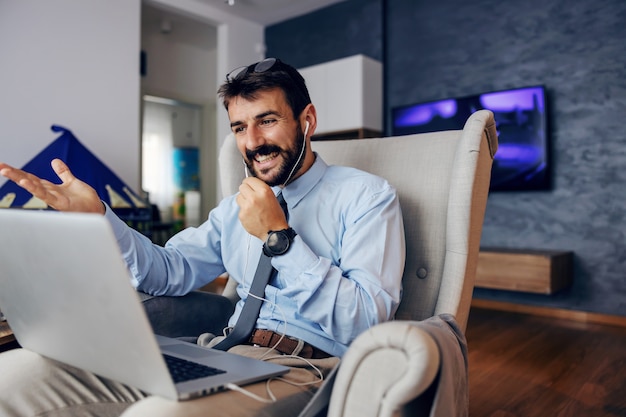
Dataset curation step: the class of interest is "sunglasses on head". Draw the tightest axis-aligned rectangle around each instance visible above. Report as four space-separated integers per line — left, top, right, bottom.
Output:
226 57 282 82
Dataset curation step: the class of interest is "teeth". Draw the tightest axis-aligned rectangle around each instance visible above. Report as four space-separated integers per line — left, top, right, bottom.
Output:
255 152 278 163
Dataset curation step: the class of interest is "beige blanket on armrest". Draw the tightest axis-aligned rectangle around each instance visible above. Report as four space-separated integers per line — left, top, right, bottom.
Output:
420 314 469 417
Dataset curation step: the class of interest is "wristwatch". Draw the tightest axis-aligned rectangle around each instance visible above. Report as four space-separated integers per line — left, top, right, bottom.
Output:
263 227 297 257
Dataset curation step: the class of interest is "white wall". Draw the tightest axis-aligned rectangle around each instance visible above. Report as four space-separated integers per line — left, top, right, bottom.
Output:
141 5 218 104
0 0 142 190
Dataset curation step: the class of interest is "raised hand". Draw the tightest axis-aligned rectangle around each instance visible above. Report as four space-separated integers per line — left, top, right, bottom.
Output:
236 177 288 241
0 159 105 214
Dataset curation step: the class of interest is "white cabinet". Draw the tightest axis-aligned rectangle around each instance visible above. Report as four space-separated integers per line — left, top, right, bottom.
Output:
299 55 382 137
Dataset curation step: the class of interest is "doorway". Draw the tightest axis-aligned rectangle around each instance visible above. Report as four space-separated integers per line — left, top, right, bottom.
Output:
142 95 203 232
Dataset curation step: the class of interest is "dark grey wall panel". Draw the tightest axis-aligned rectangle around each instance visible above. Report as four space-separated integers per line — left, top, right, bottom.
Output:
265 0 383 69
266 0 626 317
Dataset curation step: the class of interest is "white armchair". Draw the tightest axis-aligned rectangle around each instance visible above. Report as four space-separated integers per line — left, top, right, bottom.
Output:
217 110 498 416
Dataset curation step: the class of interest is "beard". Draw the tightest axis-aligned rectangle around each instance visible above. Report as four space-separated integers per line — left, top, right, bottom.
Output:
245 129 306 187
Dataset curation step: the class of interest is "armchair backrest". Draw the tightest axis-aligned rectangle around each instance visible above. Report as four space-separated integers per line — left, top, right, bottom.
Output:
218 110 497 331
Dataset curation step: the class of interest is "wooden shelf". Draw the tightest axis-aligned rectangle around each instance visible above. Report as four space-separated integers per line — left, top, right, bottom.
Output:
475 248 573 294
312 128 382 141
0 321 14 346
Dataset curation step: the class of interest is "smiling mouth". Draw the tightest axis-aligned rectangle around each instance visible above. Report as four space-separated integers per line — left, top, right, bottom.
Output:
254 152 279 164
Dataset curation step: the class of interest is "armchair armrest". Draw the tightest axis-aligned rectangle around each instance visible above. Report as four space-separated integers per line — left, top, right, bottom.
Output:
141 291 235 339
328 321 440 417
328 315 468 417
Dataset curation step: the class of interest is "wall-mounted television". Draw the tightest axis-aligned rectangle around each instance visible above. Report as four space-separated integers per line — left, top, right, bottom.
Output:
391 86 550 192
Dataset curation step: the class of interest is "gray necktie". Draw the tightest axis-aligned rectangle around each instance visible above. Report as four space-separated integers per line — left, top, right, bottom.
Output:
213 192 288 351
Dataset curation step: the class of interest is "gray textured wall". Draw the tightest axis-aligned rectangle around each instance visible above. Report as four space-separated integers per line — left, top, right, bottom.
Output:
267 0 626 316
266 0 383 67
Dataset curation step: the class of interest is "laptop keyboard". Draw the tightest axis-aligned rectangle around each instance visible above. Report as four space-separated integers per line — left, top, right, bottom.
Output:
163 354 226 384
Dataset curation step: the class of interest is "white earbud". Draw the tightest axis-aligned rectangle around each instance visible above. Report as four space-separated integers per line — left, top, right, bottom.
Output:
304 121 310 137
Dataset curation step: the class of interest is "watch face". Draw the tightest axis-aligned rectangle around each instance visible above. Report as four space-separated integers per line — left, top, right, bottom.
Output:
267 231 290 255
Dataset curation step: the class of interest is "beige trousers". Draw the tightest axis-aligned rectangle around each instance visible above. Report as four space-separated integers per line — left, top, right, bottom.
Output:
0 346 339 417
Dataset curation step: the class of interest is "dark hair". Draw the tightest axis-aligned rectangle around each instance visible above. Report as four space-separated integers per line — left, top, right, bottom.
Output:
217 59 312 120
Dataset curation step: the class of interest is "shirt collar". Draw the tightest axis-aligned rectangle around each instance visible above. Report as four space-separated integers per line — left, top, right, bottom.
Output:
272 153 327 210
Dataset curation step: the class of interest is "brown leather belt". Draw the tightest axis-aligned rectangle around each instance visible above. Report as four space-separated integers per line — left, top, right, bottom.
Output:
248 329 332 359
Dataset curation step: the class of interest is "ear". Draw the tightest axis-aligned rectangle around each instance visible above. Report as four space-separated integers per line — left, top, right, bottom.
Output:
300 104 317 138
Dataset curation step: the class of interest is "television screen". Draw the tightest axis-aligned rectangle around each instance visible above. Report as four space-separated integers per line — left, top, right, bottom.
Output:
391 86 550 191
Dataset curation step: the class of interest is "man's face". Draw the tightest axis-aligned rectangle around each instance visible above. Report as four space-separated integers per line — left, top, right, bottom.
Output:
228 88 305 186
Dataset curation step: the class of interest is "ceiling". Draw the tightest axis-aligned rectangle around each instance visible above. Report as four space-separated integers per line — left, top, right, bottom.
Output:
195 0 346 26
142 0 346 50
142 3 218 50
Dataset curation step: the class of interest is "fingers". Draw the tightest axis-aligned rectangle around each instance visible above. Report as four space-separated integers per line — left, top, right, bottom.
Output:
0 163 37 190
0 162 20 181
236 178 287 240
0 161 64 210
237 177 277 212
0 160 73 187
0 159 103 214
51 158 76 184
240 176 266 191
15 175 58 205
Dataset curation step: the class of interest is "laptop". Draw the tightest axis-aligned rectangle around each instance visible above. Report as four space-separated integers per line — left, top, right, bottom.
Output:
0 209 289 401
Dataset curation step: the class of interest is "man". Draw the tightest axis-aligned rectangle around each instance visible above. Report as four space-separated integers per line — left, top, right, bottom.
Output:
0 58 405 416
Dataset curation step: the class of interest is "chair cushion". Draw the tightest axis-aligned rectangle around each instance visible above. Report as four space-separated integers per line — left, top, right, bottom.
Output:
141 291 234 338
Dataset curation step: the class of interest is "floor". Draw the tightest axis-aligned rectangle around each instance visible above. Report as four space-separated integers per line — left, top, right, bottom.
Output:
466 307 626 417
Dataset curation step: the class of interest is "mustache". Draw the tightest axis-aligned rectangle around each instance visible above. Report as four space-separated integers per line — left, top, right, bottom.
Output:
245 144 282 161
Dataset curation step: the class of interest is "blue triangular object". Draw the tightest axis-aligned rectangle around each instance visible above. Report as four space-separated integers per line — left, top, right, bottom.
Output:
0 125 146 209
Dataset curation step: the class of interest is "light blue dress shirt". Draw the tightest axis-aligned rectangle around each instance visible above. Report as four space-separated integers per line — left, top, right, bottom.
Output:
105 155 405 357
